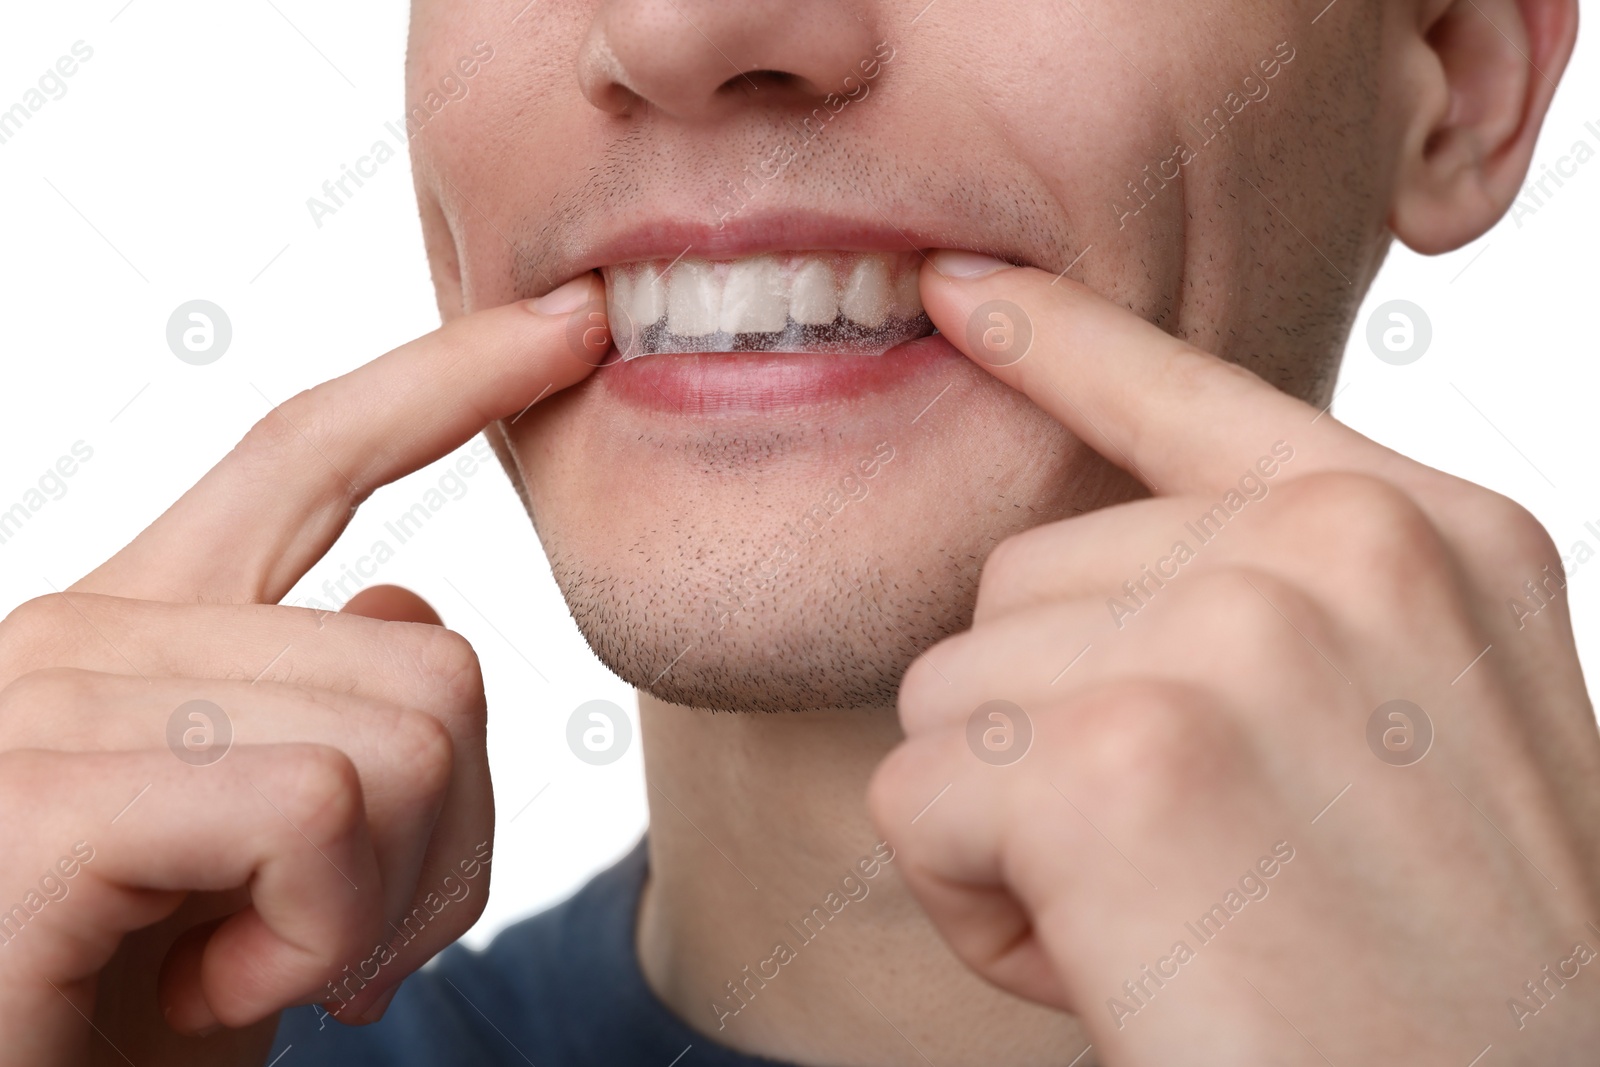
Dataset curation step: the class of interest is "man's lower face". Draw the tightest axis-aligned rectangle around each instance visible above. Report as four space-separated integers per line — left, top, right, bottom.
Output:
409 0 1373 711
511 314 1125 712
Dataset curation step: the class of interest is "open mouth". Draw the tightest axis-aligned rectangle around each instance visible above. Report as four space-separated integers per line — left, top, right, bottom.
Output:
601 250 934 359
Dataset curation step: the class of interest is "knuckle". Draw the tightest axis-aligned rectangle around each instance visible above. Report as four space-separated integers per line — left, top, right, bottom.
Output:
394 624 485 713
448 872 491 931
388 709 455 805
974 527 1077 623
1065 681 1236 823
865 737 940 843
1280 471 1427 539
1278 471 1447 587
237 392 363 508
1464 489 1557 567
427 629 485 703
392 620 480 697
274 745 366 846
0 667 55 716
0 667 95 742
0 595 76 677
1168 568 1313 668
238 389 311 457
2 593 73 634
896 638 965 732
977 533 1033 602
242 388 321 451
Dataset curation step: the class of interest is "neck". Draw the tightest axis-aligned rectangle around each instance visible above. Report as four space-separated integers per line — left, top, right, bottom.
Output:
634 691 1084 1066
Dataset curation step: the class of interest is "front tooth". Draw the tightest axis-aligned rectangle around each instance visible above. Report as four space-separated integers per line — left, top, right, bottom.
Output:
718 256 788 334
628 263 666 325
667 261 720 337
608 268 634 314
789 259 838 325
892 264 922 319
839 255 891 328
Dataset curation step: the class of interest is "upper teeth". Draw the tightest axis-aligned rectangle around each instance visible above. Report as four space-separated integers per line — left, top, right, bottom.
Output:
602 251 925 345
789 259 838 325
716 257 787 335
667 261 721 337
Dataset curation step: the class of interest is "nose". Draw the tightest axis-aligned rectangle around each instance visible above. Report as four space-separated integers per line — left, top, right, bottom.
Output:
577 0 881 122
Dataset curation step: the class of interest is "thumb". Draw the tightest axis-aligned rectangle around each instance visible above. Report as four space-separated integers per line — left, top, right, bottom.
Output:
339 583 445 626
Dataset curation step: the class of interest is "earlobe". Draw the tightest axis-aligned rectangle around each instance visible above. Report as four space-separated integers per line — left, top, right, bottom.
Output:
1390 0 1578 254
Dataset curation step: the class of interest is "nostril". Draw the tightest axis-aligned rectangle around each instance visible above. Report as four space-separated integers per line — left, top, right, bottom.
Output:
578 0 882 122
718 69 800 96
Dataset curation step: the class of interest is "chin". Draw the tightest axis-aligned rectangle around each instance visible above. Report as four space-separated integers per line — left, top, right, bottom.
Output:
510 348 1127 713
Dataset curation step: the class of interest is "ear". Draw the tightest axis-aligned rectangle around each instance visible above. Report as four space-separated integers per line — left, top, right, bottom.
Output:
1390 0 1579 254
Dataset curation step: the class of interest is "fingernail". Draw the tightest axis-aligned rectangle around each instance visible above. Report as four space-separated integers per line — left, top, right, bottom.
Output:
353 984 400 1025
930 249 1012 279
529 274 595 315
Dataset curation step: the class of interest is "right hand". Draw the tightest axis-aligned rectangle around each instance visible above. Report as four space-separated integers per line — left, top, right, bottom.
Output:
0 278 604 1067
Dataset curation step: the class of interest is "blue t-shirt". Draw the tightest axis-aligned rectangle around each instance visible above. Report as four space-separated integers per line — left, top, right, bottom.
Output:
271 839 792 1066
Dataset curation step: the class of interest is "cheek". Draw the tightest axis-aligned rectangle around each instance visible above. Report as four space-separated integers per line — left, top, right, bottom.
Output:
407 5 604 311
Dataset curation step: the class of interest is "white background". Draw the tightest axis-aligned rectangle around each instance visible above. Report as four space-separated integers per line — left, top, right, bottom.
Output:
1 2 1596 946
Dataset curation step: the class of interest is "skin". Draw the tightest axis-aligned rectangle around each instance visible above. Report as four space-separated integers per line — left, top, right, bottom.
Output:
412 0 1387 711
0 0 1589 1065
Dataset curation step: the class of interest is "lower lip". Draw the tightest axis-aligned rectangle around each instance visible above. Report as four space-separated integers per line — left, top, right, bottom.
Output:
598 334 961 417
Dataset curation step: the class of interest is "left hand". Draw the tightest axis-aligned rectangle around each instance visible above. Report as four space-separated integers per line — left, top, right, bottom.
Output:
870 252 1600 1065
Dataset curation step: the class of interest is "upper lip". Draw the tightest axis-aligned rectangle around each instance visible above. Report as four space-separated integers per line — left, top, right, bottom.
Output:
562 209 1035 283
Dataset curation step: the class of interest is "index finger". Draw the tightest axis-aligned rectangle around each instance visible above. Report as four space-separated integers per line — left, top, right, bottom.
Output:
917 252 1384 496
74 275 606 603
